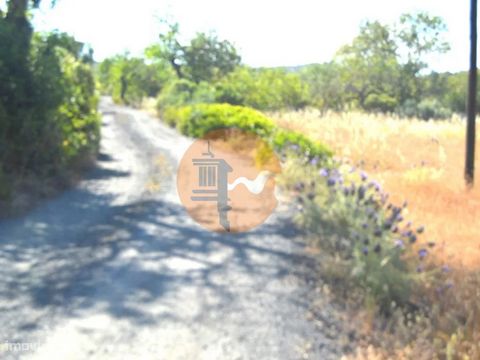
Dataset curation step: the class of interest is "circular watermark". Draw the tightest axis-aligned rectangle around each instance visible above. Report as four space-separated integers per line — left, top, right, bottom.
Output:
177 128 281 233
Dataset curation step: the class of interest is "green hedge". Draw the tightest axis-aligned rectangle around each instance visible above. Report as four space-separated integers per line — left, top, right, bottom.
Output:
162 103 332 160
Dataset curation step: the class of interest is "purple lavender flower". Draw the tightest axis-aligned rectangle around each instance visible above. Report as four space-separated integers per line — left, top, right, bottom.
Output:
394 239 405 248
409 234 417 244
362 247 369 255
418 248 428 260
374 244 382 253
362 223 369 229
361 171 368 181
441 265 450 273
327 178 336 187
369 180 381 192
310 157 319 166
294 182 305 192
357 185 366 200
319 168 329 177
374 228 382 237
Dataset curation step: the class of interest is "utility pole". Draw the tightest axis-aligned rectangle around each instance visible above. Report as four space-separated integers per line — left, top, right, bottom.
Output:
466 0 477 186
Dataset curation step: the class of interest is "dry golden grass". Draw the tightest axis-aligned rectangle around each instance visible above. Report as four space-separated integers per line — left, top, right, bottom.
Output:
269 110 480 268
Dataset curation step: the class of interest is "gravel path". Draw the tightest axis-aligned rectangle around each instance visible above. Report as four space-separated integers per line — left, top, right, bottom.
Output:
0 98 345 359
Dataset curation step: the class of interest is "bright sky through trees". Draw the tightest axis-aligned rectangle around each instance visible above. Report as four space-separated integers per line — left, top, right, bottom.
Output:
30 0 471 72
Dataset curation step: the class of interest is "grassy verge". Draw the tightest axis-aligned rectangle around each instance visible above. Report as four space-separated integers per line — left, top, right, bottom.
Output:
271 109 480 359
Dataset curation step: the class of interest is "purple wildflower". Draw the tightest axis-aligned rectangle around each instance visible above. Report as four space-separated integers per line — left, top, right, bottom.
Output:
362 247 369 255
418 248 428 260
369 180 381 192
319 168 329 177
327 178 336 187
361 171 368 181
394 239 404 248
294 182 305 192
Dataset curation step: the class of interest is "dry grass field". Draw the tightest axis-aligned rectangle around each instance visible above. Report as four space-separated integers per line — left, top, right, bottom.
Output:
270 110 480 268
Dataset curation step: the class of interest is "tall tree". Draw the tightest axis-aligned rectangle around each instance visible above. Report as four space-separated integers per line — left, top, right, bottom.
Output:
146 20 241 83
396 12 450 101
335 21 401 112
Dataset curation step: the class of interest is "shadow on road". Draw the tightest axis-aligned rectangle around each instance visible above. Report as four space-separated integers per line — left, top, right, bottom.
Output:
0 160 312 344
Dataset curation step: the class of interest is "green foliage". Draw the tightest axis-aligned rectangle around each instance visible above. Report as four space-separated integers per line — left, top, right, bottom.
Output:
335 21 402 111
156 79 217 115
166 103 275 138
183 32 241 83
215 67 309 110
416 98 452 120
97 54 173 106
271 128 333 160
364 93 398 113
147 20 240 83
300 62 346 112
282 160 443 311
0 25 99 201
162 103 332 161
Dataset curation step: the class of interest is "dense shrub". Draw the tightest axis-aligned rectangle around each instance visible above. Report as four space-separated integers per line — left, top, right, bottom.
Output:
156 79 216 115
98 55 173 106
272 128 333 160
280 158 447 311
215 67 309 111
161 103 332 160
0 29 99 203
165 103 275 138
396 98 452 120
416 98 452 120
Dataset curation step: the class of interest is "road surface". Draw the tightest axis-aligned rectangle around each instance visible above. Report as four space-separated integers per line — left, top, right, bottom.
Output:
0 98 346 359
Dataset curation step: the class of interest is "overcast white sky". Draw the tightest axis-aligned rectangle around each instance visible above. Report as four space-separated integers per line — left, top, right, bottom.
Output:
28 0 472 72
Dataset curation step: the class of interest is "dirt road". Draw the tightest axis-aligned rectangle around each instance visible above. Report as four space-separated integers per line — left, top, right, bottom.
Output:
0 98 345 359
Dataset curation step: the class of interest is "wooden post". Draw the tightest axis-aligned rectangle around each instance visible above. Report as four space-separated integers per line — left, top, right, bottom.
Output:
466 0 477 186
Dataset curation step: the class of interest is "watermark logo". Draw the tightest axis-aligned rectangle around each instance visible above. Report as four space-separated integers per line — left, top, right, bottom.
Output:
177 128 281 233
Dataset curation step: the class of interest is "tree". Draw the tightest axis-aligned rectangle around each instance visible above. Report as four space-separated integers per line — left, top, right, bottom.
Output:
146 20 241 83
335 21 401 112
395 12 450 102
145 20 185 79
183 32 241 83
300 62 346 112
